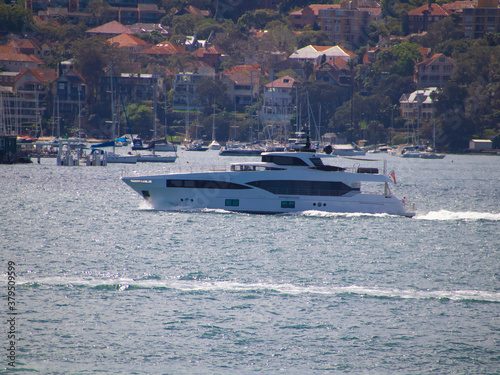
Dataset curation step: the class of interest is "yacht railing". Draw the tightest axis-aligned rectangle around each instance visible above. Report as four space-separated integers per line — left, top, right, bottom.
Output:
121 164 385 178
122 165 232 177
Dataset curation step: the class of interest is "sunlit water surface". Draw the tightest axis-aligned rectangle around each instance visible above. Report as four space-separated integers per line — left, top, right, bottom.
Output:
1 150 499 374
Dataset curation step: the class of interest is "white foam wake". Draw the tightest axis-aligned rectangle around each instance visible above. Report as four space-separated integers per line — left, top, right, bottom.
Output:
14 277 500 302
298 210 392 218
415 210 500 221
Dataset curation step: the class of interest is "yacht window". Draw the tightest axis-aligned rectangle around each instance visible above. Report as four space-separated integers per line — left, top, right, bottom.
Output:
261 155 308 166
225 199 239 207
281 201 295 208
247 180 358 196
167 180 251 189
231 165 285 171
309 157 324 167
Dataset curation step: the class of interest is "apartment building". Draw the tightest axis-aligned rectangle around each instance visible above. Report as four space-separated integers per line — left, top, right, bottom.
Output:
462 0 500 38
406 3 451 34
318 0 382 46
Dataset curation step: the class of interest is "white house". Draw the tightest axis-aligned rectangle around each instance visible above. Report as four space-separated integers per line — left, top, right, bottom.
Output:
261 76 297 126
469 139 492 151
399 88 438 120
288 45 356 65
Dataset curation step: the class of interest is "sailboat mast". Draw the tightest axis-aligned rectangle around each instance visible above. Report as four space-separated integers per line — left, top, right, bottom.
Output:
212 102 216 141
153 71 157 140
185 92 189 141
249 71 253 143
110 63 115 154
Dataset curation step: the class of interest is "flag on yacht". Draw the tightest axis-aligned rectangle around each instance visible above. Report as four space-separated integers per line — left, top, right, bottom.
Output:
389 170 396 184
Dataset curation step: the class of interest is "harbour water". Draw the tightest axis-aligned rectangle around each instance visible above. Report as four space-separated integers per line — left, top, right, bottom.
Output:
1 150 499 374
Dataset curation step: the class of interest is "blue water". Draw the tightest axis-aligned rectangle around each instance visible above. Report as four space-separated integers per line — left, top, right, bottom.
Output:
1 151 499 374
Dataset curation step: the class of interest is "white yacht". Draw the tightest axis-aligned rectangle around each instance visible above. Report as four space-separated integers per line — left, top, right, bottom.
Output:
135 153 177 163
122 149 414 217
208 140 221 150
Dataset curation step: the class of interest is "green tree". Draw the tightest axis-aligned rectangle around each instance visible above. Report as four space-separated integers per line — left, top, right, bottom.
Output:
71 37 126 103
0 3 32 32
125 102 154 138
333 93 392 140
237 9 285 30
416 16 464 50
195 77 228 109
389 42 422 76
374 74 416 104
296 30 330 49
195 19 225 39
172 13 204 35
261 20 297 54
296 81 350 138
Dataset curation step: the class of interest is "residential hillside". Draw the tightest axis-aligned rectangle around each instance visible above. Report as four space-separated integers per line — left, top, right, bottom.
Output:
1 0 499 151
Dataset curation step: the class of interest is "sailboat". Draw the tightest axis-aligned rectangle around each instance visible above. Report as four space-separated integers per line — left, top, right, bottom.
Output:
94 65 137 164
135 73 177 162
151 82 177 152
208 104 221 150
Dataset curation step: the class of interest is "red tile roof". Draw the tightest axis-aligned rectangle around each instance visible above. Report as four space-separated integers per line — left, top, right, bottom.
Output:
442 0 478 12
416 53 455 67
0 53 43 63
226 71 255 85
17 68 57 83
223 64 261 75
140 41 183 55
265 75 296 88
86 21 132 35
407 3 451 16
0 46 15 54
107 34 151 48
192 45 224 57
290 4 339 16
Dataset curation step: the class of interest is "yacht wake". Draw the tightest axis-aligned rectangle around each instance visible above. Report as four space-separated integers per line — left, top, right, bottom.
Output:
297 210 393 218
415 210 500 221
15 277 500 303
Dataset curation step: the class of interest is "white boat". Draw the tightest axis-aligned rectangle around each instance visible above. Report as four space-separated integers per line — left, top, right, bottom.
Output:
104 151 137 164
122 150 414 217
419 151 445 159
208 105 221 150
208 140 221 150
329 144 366 156
286 131 308 150
219 143 264 156
184 141 208 151
136 153 177 163
401 150 422 158
152 139 177 152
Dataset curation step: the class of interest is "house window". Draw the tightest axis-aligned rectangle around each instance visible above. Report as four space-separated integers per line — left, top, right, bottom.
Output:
281 201 295 209
225 199 239 207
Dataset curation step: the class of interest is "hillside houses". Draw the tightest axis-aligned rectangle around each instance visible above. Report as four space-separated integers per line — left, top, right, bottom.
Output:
414 54 455 88
1 0 498 148
290 1 381 45
289 45 357 65
399 88 438 121
406 4 452 34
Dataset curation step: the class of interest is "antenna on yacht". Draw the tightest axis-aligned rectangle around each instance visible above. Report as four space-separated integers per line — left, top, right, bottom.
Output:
300 122 316 153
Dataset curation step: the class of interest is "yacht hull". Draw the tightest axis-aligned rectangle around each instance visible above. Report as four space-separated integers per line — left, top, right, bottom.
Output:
122 170 413 217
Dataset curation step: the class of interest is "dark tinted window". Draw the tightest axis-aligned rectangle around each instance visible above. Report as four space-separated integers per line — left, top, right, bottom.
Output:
262 155 309 166
167 180 251 189
247 180 358 196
